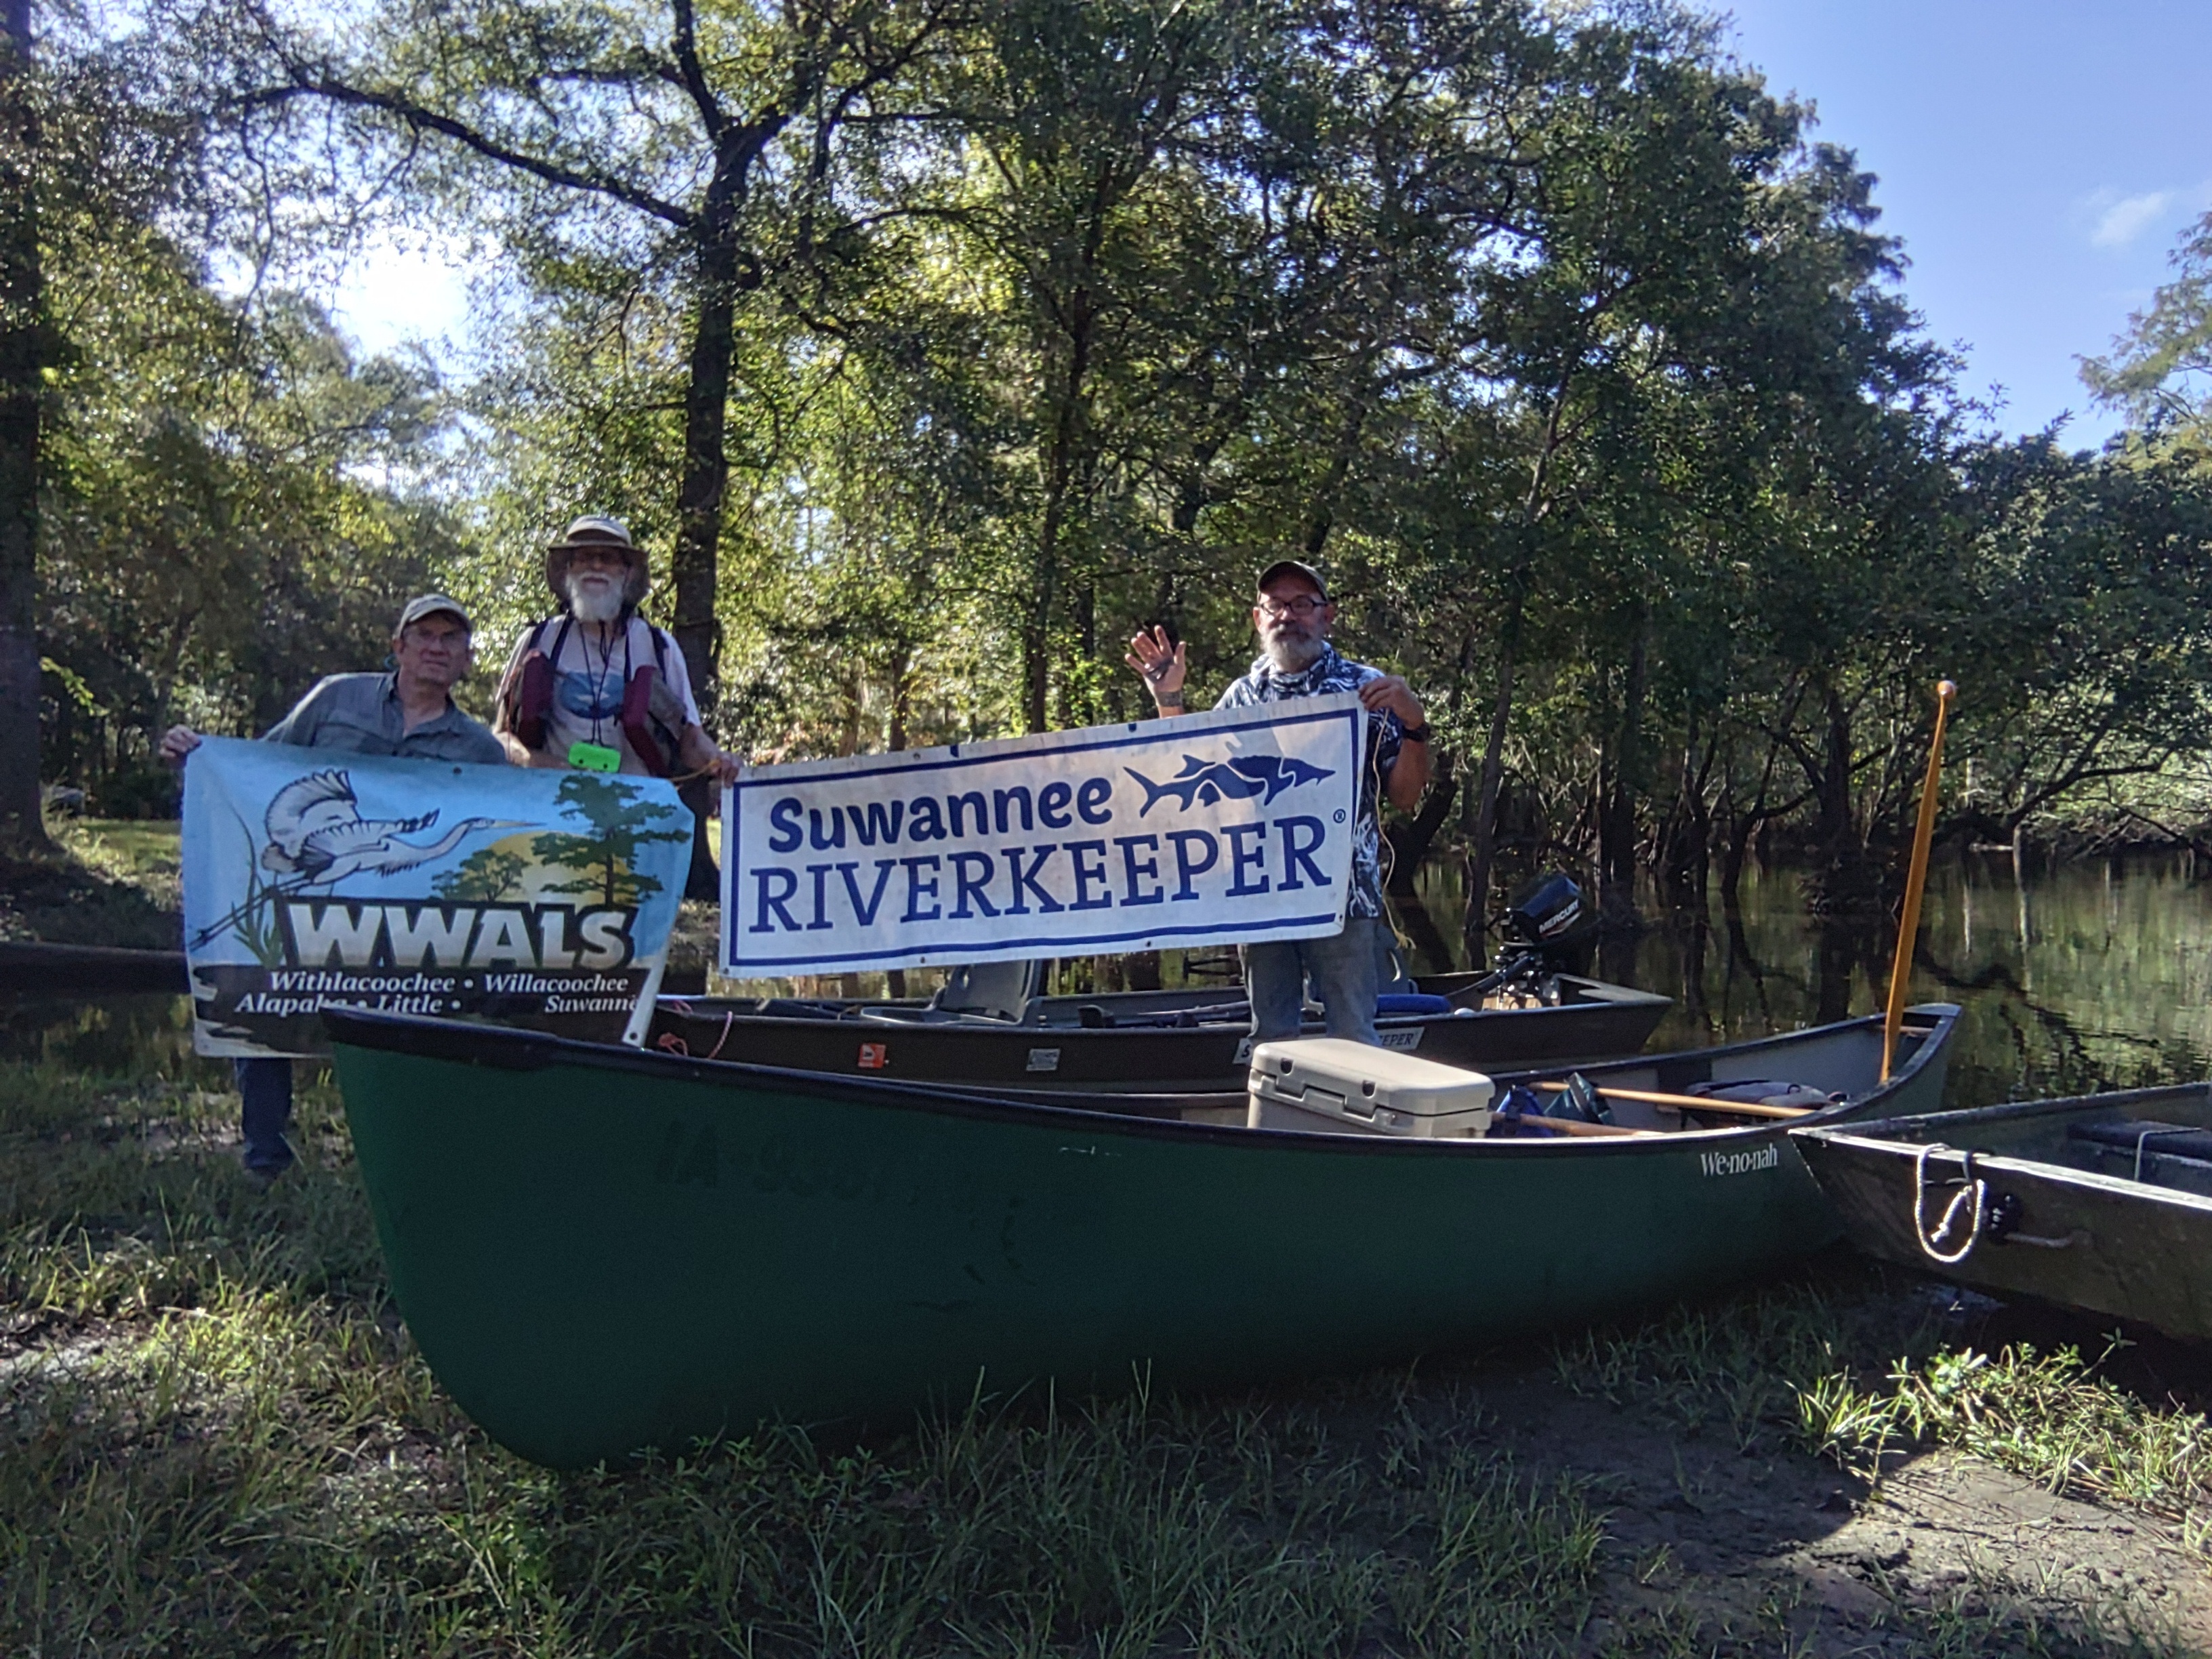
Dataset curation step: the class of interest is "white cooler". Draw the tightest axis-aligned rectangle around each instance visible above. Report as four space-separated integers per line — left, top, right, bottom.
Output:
1247 1038 1494 1138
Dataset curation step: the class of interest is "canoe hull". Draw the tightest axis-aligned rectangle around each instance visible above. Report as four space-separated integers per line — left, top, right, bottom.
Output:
1795 1086 2212 1344
330 1005 1953 1469
649 975 1671 1091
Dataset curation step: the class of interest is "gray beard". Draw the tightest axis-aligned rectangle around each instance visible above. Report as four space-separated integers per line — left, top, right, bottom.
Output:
1263 635 1325 675
567 576 623 625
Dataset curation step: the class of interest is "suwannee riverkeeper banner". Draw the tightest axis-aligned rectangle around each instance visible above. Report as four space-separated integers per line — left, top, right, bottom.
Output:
182 738 691 1057
721 696 1365 977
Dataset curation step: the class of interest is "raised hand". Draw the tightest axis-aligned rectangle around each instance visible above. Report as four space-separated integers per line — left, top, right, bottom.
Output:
1124 626 1187 708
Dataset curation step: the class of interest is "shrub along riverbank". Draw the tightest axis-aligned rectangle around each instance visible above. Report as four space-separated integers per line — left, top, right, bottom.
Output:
3 1027 2211 1654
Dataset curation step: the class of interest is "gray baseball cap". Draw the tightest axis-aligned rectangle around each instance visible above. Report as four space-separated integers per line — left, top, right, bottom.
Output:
1256 558 1330 600
394 593 472 634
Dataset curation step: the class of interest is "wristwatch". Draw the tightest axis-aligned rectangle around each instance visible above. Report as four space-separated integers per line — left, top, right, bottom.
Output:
1401 723 1431 743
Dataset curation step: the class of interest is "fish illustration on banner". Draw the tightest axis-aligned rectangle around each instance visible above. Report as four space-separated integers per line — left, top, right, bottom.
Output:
182 738 692 1057
1124 754 1337 814
722 695 1366 977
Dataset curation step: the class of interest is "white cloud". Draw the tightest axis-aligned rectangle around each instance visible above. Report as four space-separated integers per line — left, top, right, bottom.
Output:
2089 190 2174 249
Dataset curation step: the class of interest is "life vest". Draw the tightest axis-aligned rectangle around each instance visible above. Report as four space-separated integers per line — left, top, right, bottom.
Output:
506 613 687 777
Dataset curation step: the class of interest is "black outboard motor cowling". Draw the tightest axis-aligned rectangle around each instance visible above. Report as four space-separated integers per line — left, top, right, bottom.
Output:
1497 872 1597 979
1502 872 1585 947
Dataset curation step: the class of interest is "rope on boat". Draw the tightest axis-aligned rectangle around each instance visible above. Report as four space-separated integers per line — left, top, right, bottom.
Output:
1910 1143 2076 1257
1912 1143 1986 1265
654 1008 736 1061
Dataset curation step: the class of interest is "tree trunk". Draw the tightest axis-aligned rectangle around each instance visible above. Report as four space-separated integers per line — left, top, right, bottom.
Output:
1807 684 1877 912
0 0 41 846
1025 281 1094 734
1384 759 1456 895
1463 596 1522 964
1597 622 1646 927
672 232 737 712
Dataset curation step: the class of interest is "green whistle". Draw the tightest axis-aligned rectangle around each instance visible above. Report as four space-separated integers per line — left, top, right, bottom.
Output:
567 741 622 774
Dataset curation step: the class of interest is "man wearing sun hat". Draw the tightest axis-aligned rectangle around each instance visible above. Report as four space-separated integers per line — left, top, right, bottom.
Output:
158 591 508 1183
1125 556 1431 1046
491 516 739 786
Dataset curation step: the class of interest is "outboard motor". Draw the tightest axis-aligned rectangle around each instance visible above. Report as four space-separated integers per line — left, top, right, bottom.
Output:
1501 872 1589 960
1482 872 1597 993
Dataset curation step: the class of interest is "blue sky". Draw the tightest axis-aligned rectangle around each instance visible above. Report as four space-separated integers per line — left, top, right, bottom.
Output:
334 2 2209 447
1718 0 2210 446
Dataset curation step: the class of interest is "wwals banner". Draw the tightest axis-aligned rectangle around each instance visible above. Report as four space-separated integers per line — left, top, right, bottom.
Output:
182 738 691 1057
722 696 1364 976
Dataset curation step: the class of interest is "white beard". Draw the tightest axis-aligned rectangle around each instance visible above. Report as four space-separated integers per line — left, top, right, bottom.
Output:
567 574 624 624
1263 633 1325 674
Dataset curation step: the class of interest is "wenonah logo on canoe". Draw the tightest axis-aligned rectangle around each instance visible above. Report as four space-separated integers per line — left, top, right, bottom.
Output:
184 745 692 1058
1699 1143 1782 1178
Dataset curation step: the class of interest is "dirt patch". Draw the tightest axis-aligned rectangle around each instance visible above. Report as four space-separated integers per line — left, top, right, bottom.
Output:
1468 1363 2210 1654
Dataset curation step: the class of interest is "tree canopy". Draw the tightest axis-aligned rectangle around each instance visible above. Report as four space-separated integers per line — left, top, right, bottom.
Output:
16 0 2212 933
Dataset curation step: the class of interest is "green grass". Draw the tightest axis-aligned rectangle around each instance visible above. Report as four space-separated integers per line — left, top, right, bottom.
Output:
0 1053 1618 1656
1557 1272 2212 1562
0 816 182 949
2 1040 2202 1656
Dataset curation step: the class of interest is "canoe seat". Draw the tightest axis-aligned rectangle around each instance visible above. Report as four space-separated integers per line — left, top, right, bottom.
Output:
2069 1120 2212 1162
930 959 1043 1023
1687 1079 1834 1109
2066 1120 2212 1195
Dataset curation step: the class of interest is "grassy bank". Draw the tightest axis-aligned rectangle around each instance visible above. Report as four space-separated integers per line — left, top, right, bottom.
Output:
3 1040 2207 1656
1 817 184 949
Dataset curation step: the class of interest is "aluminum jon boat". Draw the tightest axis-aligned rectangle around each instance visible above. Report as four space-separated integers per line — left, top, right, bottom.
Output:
324 1001 1958 1469
648 968 1671 1092
1794 1083 2212 1344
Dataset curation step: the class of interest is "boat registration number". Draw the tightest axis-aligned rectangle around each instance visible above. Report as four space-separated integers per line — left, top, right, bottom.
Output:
1027 1048 1062 1073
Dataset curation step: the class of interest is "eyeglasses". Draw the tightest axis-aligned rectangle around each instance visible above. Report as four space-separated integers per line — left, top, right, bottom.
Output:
1256 596 1327 619
568 545 633 567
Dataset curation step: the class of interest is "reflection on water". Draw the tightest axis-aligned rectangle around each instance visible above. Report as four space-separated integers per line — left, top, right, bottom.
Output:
9 853 2211 1112
1401 853 2212 1110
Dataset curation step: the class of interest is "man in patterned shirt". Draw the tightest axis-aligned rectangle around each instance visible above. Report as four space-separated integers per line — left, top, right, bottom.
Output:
1125 559 1430 1044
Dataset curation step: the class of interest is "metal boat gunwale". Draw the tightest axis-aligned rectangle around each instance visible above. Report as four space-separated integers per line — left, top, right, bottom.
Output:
1793 1081 2212 1146
324 1000 1960 1159
661 970 1671 1031
1794 1082 2212 1210
1806 1134 2212 1216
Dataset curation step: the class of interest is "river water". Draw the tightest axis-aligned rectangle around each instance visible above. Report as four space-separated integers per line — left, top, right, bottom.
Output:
11 853 2211 1113
1399 852 2212 1111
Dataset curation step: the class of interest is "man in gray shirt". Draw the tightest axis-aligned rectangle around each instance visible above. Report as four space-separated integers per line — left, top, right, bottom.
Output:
162 593 506 769
161 593 506 1181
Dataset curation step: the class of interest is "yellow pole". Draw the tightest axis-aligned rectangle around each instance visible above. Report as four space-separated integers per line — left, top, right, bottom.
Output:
1883 680 1957 1081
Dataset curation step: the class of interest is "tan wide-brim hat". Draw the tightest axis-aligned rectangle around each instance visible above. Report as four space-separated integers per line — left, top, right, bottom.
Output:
544 515 650 609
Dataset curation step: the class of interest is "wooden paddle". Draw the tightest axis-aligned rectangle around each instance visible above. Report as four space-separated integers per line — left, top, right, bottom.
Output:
1883 679 1957 1082
1493 1112 1662 1139
1533 1080 1814 1120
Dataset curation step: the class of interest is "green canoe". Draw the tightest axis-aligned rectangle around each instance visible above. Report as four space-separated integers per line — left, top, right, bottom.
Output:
326 1002 1957 1469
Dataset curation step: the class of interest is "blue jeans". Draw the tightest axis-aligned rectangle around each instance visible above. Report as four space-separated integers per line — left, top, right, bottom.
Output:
234 1058 295 1173
1245 916 1382 1046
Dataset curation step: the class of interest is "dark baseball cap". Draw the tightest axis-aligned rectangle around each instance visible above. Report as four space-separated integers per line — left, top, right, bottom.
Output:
395 593 472 634
1255 558 1330 600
